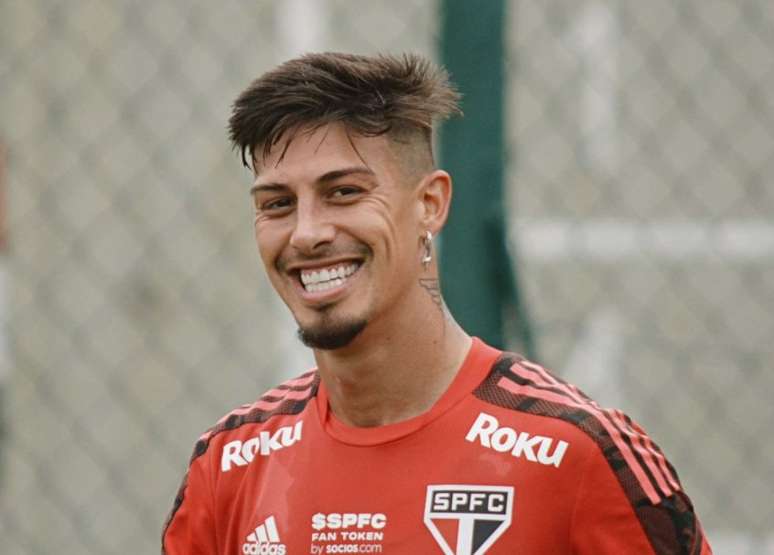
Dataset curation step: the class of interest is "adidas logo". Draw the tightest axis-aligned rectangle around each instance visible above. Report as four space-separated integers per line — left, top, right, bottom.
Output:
241 515 287 555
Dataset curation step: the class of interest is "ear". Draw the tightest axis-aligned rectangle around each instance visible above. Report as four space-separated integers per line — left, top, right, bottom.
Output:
416 169 452 235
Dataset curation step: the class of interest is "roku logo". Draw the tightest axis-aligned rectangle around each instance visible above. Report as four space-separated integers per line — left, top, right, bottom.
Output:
465 412 568 468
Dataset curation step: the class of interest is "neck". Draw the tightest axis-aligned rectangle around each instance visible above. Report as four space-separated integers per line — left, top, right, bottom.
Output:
313 277 471 428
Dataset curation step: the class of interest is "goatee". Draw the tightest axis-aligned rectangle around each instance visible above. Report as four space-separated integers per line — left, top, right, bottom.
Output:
297 318 367 350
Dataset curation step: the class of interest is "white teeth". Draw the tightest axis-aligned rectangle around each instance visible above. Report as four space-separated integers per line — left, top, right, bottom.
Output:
299 263 359 292
306 278 345 293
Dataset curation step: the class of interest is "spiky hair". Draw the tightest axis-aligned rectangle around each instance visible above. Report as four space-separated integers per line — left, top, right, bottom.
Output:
228 52 462 168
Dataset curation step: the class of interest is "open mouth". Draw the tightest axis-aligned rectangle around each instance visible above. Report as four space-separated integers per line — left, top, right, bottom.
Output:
298 262 362 293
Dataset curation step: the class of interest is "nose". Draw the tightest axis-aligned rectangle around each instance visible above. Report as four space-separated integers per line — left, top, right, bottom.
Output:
289 197 335 254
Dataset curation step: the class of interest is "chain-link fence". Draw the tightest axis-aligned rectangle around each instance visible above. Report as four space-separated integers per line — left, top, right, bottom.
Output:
507 3 773 551
1 1 772 553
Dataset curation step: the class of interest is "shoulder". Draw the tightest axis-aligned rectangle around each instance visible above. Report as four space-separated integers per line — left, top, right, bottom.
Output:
188 369 320 464
163 370 320 546
473 354 711 552
474 352 683 505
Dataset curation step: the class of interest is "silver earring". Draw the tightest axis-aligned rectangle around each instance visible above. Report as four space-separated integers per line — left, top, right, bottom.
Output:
421 230 433 268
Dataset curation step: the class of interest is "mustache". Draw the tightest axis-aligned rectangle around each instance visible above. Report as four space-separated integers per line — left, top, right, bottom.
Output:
276 242 372 272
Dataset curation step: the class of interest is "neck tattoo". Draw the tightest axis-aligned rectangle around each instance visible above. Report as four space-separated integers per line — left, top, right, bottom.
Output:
418 278 444 311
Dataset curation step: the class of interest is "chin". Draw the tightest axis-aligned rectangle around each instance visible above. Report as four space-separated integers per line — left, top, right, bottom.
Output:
296 318 368 350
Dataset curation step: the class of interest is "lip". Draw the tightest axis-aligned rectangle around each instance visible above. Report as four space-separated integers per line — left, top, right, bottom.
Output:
289 259 364 305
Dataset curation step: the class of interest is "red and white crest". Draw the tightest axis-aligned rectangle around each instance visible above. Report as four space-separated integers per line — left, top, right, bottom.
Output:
424 485 514 555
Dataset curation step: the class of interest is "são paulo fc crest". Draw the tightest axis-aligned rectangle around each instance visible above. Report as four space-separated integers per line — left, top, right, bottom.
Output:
424 485 514 555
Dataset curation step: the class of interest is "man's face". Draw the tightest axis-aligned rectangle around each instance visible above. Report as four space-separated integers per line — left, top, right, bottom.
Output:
251 124 425 350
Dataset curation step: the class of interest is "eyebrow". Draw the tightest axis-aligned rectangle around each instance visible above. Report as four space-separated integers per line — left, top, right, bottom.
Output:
250 166 375 196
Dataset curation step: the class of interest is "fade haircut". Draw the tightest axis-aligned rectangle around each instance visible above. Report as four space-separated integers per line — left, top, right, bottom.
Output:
228 52 461 172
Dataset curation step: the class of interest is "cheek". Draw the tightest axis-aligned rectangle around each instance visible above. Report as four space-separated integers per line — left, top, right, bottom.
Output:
360 197 417 252
389 206 421 259
254 224 283 269
370 224 420 284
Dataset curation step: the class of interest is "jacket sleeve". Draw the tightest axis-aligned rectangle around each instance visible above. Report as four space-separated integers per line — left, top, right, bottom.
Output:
570 443 712 555
162 448 217 555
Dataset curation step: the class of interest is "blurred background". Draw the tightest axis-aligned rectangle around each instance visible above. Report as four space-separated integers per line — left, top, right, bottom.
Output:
1 1 772 553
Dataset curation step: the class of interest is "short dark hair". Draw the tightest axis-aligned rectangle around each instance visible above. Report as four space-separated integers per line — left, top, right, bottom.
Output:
228 52 461 169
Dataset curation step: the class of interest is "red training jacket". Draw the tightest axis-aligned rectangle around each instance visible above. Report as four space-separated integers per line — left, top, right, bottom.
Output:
163 338 712 554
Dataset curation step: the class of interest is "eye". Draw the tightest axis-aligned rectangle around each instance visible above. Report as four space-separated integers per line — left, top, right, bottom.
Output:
259 196 294 212
330 186 362 199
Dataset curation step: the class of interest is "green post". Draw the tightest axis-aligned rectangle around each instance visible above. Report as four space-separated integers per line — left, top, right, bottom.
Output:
439 0 536 357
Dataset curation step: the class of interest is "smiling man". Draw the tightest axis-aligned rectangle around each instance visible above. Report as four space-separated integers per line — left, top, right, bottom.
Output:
162 53 711 555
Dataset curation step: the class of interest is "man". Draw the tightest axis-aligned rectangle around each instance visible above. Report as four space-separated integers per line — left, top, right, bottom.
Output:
163 52 711 554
